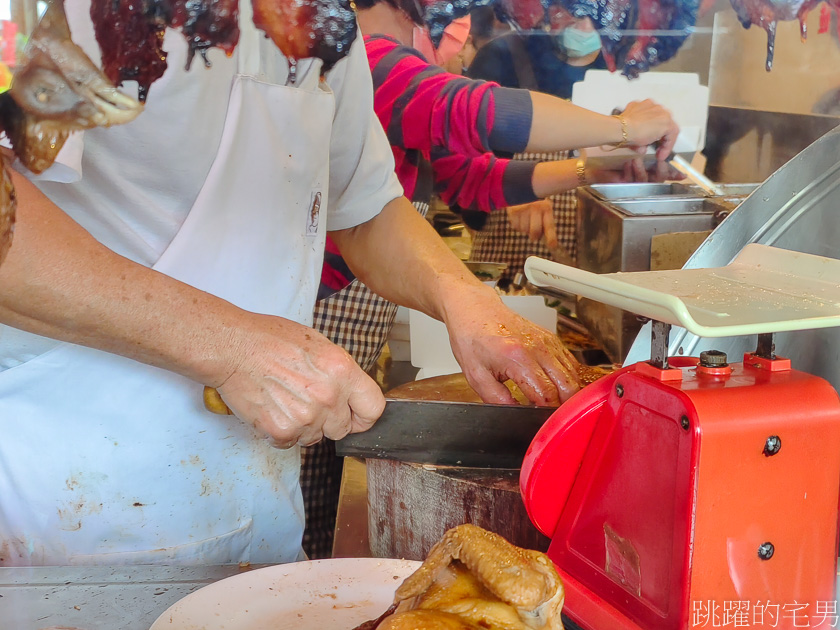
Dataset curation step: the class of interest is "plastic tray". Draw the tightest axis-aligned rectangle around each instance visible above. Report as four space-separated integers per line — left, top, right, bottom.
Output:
525 244 840 338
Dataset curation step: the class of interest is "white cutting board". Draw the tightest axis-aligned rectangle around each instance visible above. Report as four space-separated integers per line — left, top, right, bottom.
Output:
571 70 709 156
525 244 840 338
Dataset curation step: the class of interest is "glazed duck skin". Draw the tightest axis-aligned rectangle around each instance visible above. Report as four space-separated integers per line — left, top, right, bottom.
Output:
0 160 15 268
90 0 168 102
728 0 839 70
251 0 357 72
91 0 240 102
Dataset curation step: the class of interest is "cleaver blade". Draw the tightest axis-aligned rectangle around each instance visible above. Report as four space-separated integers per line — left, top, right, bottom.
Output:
335 399 557 469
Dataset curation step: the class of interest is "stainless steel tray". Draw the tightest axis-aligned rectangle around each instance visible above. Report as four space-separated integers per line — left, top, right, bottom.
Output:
587 182 695 200
686 183 760 198
610 198 726 217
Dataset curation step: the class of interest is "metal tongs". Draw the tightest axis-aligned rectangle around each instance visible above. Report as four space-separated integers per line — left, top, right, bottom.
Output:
608 106 724 196
669 154 725 196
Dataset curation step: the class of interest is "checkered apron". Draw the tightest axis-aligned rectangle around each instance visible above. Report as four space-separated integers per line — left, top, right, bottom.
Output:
471 151 578 283
300 201 429 559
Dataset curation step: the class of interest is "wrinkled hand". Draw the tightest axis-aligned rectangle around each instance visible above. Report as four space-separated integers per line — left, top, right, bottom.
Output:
211 314 385 447
621 99 680 160
444 287 582 406
506 199 557 249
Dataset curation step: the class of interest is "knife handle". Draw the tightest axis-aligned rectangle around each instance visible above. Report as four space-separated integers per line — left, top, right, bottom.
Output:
204 386 233 415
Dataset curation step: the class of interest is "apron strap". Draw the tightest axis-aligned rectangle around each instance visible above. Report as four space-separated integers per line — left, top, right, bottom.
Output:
236 0 261 77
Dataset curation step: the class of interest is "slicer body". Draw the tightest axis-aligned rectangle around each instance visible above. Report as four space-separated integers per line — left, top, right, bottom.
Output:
521 245 840 630
522 354 840 630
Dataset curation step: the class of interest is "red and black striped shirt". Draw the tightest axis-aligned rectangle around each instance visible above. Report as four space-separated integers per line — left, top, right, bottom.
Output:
320 35 540 298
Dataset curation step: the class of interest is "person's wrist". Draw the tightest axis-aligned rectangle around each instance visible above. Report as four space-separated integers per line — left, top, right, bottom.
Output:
575 157 588 187
612 114 629 149
438 275 502 327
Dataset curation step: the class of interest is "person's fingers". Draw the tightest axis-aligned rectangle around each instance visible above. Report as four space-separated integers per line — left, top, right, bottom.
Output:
529 208 543 242
542 211 558 249
631 157 647 182
265 436 299 450
657 121 679 160
463 368 519 405
507 208 525 235
541 343 583 402
319 400 355 442
502 356 562 407
344 374 386 434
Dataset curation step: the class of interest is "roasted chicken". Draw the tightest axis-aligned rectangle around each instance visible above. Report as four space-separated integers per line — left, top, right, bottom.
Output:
0 0 142 264
356 524 565 630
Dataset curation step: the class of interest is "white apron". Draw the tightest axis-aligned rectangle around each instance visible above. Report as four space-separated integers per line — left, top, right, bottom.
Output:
0 13 335 566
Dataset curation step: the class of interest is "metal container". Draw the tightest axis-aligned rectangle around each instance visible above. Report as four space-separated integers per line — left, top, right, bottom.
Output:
576 190 730 361
686 182 760 198
577 193 729 274
587 182 695 200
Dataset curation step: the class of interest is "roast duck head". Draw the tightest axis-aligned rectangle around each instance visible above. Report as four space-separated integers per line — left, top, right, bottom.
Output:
0 0 142 266
1 0 142 174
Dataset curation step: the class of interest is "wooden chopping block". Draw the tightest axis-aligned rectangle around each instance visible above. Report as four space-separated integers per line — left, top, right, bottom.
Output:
366 373 550 560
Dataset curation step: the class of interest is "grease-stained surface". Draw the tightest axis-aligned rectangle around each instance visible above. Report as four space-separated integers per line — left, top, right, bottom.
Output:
0 564 256 630
0 559 420 629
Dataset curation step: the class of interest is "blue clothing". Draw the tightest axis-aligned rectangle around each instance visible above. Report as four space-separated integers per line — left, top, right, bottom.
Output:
467 31 606 98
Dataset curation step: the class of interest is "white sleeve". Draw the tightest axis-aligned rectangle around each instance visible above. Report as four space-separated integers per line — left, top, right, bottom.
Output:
323 29 404 232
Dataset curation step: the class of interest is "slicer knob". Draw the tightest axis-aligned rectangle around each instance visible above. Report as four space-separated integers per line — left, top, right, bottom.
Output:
699 350 728 368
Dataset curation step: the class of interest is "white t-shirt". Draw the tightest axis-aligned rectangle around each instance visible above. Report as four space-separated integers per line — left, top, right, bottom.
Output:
0 2 403 369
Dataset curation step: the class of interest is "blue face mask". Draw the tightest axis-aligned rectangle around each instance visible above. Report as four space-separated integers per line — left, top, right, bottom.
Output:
561 27 602 58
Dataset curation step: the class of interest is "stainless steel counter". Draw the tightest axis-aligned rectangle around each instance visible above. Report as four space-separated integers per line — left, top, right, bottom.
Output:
0 564 262 630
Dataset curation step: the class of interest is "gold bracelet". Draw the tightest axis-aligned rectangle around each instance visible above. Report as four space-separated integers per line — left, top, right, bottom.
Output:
576 158 588 187
613 114 629 149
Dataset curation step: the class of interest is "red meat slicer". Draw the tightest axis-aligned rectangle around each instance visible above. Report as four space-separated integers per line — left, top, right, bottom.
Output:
520 244 840 630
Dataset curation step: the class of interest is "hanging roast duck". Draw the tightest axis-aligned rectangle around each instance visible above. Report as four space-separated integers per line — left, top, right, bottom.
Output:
0 0 142 267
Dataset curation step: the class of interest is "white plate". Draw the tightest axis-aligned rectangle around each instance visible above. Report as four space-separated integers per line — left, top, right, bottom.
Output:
149 558 421 630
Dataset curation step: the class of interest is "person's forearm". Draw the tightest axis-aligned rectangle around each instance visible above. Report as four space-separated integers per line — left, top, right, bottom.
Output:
525 91 624 152
531 159 580 198
0 170 246 387
329 196 502 323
